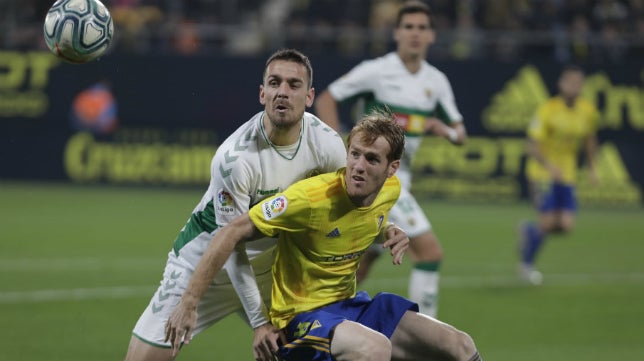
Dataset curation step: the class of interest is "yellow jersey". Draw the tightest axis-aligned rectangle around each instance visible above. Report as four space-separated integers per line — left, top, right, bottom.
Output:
526 96 598 184
248 168 401 329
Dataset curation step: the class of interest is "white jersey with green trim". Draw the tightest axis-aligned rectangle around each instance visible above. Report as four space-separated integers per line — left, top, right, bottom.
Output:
328 52 463 189
173 111 346 267
170 111 346 327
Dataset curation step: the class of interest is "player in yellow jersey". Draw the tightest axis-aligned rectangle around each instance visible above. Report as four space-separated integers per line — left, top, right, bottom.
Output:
519 65 599 285
165 110 482 361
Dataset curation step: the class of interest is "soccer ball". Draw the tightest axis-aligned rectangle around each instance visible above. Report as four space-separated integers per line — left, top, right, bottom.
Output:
43 0 114 64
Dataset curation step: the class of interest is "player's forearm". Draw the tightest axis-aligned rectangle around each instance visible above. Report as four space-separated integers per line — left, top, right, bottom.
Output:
181 215 255 308
315 90 341 132
227 242 270 328
585 135 599 171
526 139 550 167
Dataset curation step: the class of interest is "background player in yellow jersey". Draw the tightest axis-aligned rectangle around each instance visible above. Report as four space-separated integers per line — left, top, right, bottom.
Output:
165 110 482 361
519 65 599 285
315 0 467 317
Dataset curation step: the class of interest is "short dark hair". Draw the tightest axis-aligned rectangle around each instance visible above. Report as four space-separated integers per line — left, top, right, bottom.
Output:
264 49 314 89
347 107 405 163
395 1 432 28
561 64 585 76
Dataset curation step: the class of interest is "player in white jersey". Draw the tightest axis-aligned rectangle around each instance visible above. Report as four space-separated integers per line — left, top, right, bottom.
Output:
123 49 346 361
315 1 467 317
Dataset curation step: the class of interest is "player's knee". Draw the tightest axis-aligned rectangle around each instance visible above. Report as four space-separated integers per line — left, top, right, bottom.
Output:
451 330 478 361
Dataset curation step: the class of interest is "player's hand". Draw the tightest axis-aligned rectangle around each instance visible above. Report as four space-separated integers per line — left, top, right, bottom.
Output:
382 225 409 265
424 117 454 137
164 301 198 356
253 323 286 361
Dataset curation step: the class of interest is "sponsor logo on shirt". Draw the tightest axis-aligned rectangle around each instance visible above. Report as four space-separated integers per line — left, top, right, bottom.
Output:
257 187 280 196
217 189 235 215
321 249 366 263
262 195 287 220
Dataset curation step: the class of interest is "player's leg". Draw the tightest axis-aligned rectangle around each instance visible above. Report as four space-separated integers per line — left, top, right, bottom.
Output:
124 242 257 361
280 306 391 361
390 311 480 361
331 321 392 361
407 230 442 317
552 183 577 233
518 182 556 284
388 189 441 316
124 336 175 361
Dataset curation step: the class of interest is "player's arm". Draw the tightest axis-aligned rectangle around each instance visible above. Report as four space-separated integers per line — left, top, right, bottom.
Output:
526 137 562 181
424 118 466 145
425 74 467 145
315 90 342 132
164 213 263 355
584 133 599 184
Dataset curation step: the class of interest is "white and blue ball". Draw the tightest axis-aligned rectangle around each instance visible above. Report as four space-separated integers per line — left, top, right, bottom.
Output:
43 0 114 64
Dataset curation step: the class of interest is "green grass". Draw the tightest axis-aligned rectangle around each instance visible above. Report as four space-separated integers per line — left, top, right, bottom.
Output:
1 181 643 361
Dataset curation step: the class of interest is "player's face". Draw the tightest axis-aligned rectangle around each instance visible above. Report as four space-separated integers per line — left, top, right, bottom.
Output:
559 70 585 100
260 60 314 129
345 133 400 207
394 13 435 58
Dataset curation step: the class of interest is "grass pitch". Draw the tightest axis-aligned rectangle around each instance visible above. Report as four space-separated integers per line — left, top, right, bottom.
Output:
1 181 642 361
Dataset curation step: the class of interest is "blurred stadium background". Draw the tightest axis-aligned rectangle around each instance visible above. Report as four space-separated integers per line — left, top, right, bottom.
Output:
1 0 643 360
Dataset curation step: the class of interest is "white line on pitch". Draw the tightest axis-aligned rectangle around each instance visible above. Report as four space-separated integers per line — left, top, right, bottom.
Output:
1 272 643 304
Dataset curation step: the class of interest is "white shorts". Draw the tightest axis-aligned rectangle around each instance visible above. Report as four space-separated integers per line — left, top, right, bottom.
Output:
132 249 273 347
387 187 432 238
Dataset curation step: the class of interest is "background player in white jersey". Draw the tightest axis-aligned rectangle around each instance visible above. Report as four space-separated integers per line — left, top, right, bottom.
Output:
123 49 346 361
315 0 467 317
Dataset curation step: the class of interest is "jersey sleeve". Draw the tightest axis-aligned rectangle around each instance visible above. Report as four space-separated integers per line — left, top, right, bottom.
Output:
328 60 379 102
210 130 269 328
527 102 550 141
249 186 311 237
434 72 464 124
211 142 256 227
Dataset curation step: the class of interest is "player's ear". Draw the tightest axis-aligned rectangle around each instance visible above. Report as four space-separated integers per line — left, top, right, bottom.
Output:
306 87 315 107
387 160 400 177
259 84 266 105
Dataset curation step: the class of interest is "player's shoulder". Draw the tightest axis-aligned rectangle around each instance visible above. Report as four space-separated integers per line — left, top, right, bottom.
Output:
384 175 402 193
302 112 344 141
420 61 450 82
213 112 262 162
352 52 398 71
291 170 343 196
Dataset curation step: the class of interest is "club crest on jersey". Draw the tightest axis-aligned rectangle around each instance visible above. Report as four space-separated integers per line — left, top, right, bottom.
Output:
217 189 235 215
377 215 384 230
262 195 288 220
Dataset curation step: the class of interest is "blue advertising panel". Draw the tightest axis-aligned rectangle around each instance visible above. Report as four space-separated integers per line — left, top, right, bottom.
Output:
0 51 641 206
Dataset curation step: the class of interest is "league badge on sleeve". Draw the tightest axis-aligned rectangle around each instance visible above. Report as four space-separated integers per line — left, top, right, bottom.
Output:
262 195 288 220
216 189 235 215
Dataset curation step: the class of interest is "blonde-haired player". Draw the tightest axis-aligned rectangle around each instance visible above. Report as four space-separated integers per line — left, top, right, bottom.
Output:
166 110 482 361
